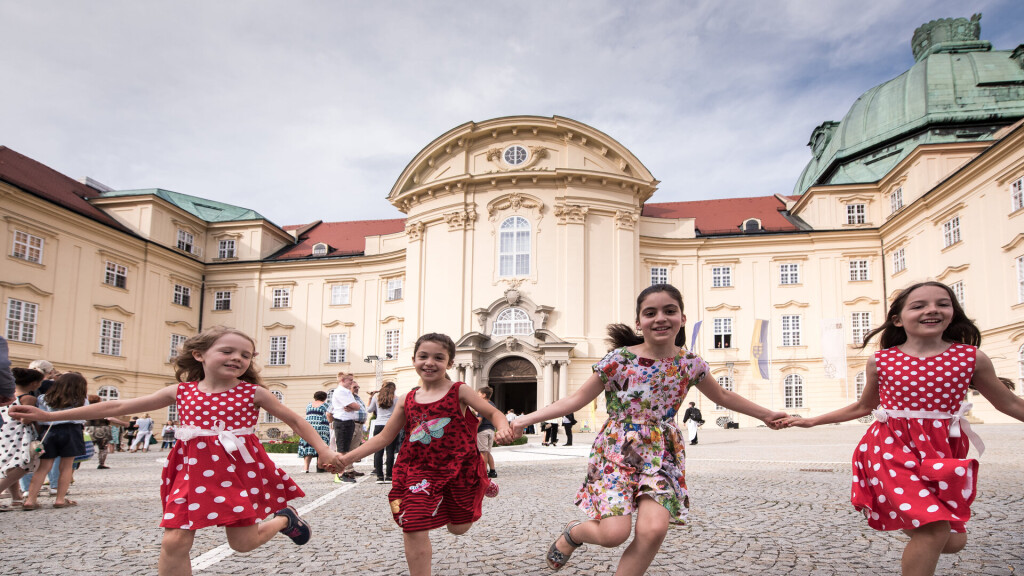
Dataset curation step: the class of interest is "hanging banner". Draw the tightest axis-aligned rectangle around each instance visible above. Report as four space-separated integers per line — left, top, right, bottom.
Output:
689 320 702 352
750 319 770 380
821 318 847 380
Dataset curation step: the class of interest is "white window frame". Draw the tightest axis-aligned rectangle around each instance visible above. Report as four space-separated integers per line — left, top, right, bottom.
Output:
713 317 732 349
104 261 128 289
312 243 328 256
493 307 534 336
263 390 284 423
328 333 348 363
781 315 802 346
218 239 236 259
851 312 872 345
268 335 288 366
176 229 195 253
784 374 804 409
498 216 531 277
12 230 44 264
385 329 400 359
99 319 123 356
890 187 903 214
950 281 966 308
6 298 38 343
849 259 870 281
715 375 734 410
779 263 800 285
1012 177 1023 212
942 216 961 248
173 284 191 307
331 284 351 306
650 267 668 286
892 248 906 273
168 402 178 423
97 385 120 402
214 290 232 311
712 266 732 288
386 278 403 301
846 203 866 225
272 288 290 309
855 372 866 398
169 334 187 362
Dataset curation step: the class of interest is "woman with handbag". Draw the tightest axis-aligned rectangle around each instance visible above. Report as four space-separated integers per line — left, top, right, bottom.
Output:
0 368 43 510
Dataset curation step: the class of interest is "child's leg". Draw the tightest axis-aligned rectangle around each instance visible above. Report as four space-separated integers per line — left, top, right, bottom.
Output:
403 530 432 576
54 456 75 504
901 520 952 576
554 514 632 554
159 528 195 576
23 458 54 507
224 515 289 552
943 532 967 554
0 467 27 501
447 522 473 535
614 496 670 576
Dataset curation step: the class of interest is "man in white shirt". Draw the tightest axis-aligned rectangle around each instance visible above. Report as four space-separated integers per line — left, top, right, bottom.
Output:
325 372 360 482
130 413 155 452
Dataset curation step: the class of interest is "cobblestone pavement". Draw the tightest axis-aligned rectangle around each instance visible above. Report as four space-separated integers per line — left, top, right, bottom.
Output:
2 424 1021 575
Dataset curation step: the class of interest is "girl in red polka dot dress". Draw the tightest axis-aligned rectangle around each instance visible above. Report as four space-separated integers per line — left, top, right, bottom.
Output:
12 326 342 576
782 282 1024 576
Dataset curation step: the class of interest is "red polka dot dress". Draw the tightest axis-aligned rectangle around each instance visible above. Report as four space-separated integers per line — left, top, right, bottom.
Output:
160 382 304 530
851 344 979 533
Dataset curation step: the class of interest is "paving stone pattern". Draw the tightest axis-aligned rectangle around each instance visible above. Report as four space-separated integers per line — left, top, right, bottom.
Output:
1 424 1021 575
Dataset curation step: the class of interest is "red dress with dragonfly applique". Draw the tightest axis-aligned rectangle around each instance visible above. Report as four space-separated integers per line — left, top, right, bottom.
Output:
388 381 487 532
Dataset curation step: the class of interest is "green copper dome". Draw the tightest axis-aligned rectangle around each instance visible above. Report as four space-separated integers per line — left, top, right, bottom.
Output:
795 14 1024 195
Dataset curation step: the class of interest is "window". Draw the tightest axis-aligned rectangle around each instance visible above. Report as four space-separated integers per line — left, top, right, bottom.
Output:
715 375 734 410
849 259 870 281
169 334 187 362
650 267 668 286
1018 256 1024 304
331 284 351 306
784 374 804 409
781 315 802 346
263 390 284 423
385 329 400 359
6 298 38 343
97 385 119 402
713 318 732 349
269 336 287 365
99 319 123 356
942 216 961 248
104 261 128 289
168 402 178 423
503 145 528 166
855 372 866 398
499 216 531 276
176 229 194 253
950 281 966 308
272 288 290 308
846 204 866 225
328 333 347 363
851 312 872 345
742 219 761 232
12 230 44 263
1013 177 1023 212
214 291 232 311
218 239 236 259
712 266 732 288
493 307 534 336
386 278 403 301
173 284 191 307
892 248 906 273
779 263 800 285
312 243 328 256
890 187 903 214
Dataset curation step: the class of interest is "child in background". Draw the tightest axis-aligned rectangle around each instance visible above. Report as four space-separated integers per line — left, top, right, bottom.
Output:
338 333 508 576
498 284 787 574
20 371 89 509
12 326 343 576
0 367 43 509
781 282 1024 576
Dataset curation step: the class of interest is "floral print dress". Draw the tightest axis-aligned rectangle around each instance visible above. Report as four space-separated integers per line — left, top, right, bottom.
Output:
576 347 708 524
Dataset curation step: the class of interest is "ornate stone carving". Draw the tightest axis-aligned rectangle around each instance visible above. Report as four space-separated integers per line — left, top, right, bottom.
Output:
444 207 478 231
504 286 521 306
485 146 549 173
554 202 588 224
489 192 540 217
911 14 987 62
405 221 425 241
614 209 638 230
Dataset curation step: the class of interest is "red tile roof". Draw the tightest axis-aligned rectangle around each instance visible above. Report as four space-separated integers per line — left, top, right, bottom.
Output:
273 219 407 259
0 146 129 232
642 196 800 235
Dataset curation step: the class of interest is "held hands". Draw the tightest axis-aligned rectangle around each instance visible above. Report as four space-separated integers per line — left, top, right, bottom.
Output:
495 420 525 445
762 410 790 430
320 450 345 473
777 415 815 428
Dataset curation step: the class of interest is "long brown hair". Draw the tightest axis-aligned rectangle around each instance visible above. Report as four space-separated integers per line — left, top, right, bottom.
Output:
860 281 980 349
44 372 88 411
607 284 687 349
173 326 263 386
377 381 397 409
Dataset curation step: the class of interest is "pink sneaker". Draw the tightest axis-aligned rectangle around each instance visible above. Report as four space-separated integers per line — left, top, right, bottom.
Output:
485 480 499 498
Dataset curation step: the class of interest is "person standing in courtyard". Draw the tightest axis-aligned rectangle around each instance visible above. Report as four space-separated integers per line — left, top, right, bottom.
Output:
325 372 360 483
682 402 703 445
561 412 576 447
498 284 787 574
130 413 154 452
297 391 331 473
781 281 1024 576
366 381 400 483
0 367 42 509
475 386 499 478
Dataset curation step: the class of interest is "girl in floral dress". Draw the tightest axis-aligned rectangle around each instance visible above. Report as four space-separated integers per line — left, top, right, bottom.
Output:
782 282 1024 576
499 284 787 575
12 326 342 576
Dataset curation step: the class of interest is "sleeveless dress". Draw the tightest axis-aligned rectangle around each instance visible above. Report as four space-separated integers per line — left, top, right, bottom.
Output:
581 347 709 524
297 402 329 457
0 395 36 475
160 381 304 530
388 381 487 532
851 344 979 533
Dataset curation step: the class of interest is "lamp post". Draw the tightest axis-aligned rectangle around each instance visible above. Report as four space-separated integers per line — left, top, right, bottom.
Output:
364 354 384 393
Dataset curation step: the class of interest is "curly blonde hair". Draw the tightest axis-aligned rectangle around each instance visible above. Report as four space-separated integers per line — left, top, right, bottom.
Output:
172 326 263 387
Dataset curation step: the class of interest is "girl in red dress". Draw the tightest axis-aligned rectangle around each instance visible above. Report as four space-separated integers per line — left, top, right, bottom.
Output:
782 282 1024 576
339 333 508 576
12 326 342 576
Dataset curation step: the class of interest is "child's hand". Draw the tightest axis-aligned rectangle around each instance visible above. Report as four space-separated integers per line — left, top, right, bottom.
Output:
496 420 524 444
7 405 45 422
779 416 815 428
762 410 789 430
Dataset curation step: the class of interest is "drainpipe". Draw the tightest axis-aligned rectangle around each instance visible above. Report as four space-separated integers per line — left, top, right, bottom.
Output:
198 274 206 331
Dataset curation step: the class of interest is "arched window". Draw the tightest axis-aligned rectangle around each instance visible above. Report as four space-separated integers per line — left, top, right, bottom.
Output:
499 216 530 276
263 390 284 423
715 375 734 410
97 385 120 402
742 218 761 232
855 371 866 398
784 374 804 409
493 307 534 336
312 243 328 256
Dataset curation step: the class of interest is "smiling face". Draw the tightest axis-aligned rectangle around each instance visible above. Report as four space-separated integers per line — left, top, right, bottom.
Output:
636 290 685 347
193 332 254 383
412 340 453 384
893 284 954 340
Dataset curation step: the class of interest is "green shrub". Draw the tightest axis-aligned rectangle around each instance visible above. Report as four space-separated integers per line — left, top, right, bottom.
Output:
509 436 528 446
262 442 299 453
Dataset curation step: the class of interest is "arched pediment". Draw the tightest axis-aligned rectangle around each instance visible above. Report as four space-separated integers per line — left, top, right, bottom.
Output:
388 116 659 213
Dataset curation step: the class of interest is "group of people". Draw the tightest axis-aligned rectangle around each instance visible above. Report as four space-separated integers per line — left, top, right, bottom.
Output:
2 280 1023 576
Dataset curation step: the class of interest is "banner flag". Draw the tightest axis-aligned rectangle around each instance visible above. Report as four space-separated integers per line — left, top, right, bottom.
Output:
750 319 770 380
690 320 702 352
821 318 847 380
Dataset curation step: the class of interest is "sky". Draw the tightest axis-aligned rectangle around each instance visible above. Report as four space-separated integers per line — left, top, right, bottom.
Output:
3 0 1023 227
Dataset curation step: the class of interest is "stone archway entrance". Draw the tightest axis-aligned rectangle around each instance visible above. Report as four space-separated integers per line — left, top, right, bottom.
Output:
488 356 537 414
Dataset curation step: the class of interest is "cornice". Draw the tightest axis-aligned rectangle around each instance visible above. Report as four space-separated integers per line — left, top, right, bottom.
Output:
0 281 52 297
165 320 197 331
705 303 740 312
94 304 133 316
935 264 969 281
263 322 294 330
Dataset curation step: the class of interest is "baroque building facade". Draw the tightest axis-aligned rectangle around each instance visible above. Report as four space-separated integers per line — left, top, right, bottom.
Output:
2 16 1023 431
